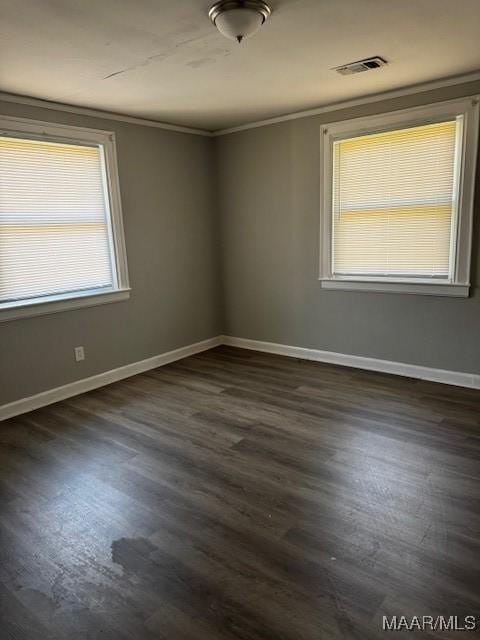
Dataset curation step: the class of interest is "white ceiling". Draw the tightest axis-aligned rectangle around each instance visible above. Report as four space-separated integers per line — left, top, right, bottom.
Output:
1 0 480 131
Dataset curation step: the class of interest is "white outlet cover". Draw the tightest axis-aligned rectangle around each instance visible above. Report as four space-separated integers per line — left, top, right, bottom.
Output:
74 346 85 362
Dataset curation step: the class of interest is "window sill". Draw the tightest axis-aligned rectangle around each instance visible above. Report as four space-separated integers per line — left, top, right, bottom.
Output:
0 288 131 322
319 278 469 297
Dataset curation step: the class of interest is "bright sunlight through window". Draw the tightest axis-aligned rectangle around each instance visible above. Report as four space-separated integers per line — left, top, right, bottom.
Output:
332 121 459 279
0 117 129 320
320 98 479 296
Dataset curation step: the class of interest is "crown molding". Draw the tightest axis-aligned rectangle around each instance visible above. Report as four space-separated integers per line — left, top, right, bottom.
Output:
1 70 480 139
0 91 213 137
212 70 480 136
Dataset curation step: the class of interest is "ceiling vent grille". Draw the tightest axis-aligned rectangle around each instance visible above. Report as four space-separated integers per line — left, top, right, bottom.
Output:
334 56 388 75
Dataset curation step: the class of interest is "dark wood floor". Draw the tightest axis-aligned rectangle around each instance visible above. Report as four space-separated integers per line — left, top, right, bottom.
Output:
1 346 479 639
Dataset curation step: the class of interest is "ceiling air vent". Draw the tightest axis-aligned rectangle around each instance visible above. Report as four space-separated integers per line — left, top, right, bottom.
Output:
334 56 388 75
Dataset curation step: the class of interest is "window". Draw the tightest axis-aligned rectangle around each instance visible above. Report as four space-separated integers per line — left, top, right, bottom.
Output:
319 97 479 296
0 116 129 320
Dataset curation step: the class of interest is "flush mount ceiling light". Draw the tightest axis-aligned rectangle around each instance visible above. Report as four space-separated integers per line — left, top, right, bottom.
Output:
209 0 272 43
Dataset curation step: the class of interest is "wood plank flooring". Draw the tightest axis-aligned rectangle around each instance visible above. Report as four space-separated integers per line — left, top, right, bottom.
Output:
0 345 479 639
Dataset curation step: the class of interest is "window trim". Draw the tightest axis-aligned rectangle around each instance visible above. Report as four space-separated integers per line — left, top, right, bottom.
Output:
0 115 130 321
319 96 479 296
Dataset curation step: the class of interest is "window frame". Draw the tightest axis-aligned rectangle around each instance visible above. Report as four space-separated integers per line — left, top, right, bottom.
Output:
0 115 130 321
319 96 479 297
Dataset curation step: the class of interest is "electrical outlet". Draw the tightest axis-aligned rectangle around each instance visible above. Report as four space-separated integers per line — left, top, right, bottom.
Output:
74 346 85 362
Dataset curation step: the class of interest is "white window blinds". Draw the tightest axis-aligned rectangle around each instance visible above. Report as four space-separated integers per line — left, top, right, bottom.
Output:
332 119 461 279
0 136 115 304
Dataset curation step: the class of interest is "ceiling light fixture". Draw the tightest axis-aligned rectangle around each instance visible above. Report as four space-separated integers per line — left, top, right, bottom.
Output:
209 0 272 44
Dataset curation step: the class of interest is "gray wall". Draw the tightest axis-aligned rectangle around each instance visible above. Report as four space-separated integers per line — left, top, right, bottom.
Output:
2 80 480 408
216 80 480 375
0 100 222 405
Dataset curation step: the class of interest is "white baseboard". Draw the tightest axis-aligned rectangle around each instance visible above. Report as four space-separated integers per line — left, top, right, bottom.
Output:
2 333 478 421
0 336 222 421
222 336 480 390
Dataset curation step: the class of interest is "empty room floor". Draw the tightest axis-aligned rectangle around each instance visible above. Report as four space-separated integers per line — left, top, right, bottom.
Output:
0 345 479 640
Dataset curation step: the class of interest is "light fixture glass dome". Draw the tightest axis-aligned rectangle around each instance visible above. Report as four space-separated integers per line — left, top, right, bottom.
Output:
209 1 271 43
215 8 263 42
